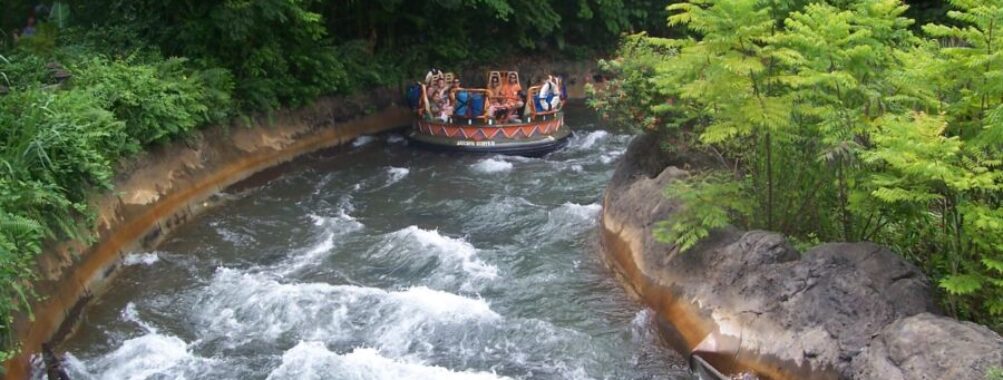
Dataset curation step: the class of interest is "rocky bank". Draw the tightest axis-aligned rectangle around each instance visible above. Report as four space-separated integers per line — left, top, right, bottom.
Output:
600 133 1003 380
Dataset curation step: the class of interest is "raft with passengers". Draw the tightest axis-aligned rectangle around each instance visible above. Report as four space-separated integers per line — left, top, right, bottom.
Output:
406 69 572 155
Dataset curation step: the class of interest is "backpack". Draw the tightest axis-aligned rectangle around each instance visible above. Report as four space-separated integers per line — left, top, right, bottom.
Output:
406 83 422 110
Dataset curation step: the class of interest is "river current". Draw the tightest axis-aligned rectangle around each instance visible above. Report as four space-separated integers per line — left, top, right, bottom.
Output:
46 104 688 380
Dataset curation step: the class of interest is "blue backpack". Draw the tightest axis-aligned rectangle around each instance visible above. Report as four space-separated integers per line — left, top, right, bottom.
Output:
455 91 470 116
406 83 422 110
469 93 485 118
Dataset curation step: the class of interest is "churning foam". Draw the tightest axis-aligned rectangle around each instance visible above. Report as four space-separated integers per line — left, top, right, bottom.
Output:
471 158 514 174
267 342 511 380
559 202 602 219
352 135 377 147
386 134 406 144
196 269 500 351
122 252 159 266
392 226 499 287
282 210 363 273
384 166 410 186
575 130 609 150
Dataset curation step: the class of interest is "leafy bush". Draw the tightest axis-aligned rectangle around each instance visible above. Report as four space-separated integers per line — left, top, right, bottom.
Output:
0 44 235 362
591 0 1003 330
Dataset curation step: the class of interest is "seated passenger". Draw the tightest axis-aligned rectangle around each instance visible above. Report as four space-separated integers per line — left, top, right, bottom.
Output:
538 75 561 111
487 74 507 120
499 72 523 122
431 78 453 122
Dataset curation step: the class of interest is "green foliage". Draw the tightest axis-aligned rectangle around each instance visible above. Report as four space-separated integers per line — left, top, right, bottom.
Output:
592 0 1003 330
988 367 1003 380
73 57 234 145
588 33 678 132
654 172 752 251
0 41 236 359
54 0 670 111
48 2 70 29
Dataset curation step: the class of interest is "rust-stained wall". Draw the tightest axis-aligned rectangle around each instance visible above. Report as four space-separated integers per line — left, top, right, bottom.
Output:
3 87 411 379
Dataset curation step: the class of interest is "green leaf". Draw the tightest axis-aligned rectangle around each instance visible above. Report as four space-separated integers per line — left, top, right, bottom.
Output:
49 2 70 29
939 274 983 295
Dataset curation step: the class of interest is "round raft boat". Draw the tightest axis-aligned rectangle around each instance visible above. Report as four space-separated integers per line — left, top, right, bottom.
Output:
407 70 572 156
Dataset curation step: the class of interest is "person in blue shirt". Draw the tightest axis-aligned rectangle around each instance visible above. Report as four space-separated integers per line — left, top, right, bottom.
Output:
21 16 37 38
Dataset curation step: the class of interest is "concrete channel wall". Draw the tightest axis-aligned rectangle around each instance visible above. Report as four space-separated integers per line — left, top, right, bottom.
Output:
4 61 599 379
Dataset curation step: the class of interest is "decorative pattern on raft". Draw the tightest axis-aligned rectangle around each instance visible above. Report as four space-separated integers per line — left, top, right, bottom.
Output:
415 117 563 141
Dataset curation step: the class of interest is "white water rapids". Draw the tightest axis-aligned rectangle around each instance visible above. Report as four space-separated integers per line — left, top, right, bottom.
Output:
42 105 688 380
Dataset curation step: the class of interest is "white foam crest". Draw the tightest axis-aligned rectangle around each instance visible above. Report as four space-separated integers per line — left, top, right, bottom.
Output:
283 210 364 273
471 158 513 174
516 203 601 245
267 342 510 380
384 166 410 186
574 130 609 150
198 269 374 343
386 134 406 144
600 153 620 164
77 333 196 380
393 226 499 286
557 202 602 220
122 252 159 266
122 303 157 334
352 135 377 147
388 286 500 321
212 222 254 247
197 269 500 348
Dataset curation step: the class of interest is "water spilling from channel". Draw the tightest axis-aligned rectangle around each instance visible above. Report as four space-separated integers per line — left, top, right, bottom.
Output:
48 104 688 379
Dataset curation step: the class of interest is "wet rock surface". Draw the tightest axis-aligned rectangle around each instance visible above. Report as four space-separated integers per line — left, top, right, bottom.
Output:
602 133 1002 379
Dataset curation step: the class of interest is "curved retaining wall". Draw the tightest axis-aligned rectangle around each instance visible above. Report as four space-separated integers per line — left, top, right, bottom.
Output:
597 133 998 380
3 87 411 378
4 61 600 379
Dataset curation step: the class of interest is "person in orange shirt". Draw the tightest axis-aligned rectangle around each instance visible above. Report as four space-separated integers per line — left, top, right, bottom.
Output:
499 72 523 122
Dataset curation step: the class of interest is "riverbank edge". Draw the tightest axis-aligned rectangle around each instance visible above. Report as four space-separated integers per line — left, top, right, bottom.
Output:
598 132 1003 380
4 61 598 379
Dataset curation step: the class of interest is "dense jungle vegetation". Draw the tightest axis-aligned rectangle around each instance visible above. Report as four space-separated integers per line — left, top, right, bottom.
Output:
0 0 669 364
590 0 1003 332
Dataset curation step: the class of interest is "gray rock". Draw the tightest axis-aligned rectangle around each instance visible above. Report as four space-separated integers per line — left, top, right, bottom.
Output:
601 133 1002 379
851 313 1003 380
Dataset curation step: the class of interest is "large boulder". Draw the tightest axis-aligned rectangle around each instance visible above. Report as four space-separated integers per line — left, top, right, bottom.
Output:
851 313 1003 380
601 133 1001 379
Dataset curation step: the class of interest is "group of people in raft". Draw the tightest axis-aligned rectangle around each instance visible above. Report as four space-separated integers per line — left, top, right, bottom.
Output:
420 69 563 124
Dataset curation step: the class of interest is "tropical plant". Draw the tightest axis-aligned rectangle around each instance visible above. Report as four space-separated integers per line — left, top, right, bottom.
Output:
590 0 1003 330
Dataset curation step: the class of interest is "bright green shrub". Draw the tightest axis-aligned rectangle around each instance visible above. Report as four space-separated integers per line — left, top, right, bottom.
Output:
73 57 233 146
591 0 1003 330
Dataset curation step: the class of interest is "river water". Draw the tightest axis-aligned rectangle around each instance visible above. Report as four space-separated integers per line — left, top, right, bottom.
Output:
48 104 688 380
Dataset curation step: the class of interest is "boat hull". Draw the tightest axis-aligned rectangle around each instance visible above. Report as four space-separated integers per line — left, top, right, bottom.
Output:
408 113 571 156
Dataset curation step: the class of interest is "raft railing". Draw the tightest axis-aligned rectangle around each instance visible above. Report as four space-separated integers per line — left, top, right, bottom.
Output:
690 353 729 380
